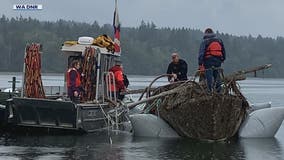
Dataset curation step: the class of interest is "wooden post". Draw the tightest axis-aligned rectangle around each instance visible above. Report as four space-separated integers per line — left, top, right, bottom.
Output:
225 64 271 81
12 77 16 92
8 77 20 93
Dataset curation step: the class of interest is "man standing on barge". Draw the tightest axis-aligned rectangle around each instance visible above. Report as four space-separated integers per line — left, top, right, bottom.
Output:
66 60 83 103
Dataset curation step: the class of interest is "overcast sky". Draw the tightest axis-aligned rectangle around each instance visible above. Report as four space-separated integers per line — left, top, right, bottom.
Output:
1 0 284 38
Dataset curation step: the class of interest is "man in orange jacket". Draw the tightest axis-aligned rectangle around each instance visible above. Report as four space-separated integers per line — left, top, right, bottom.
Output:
109 60 126 101
198 28 226 92
66 60 83 103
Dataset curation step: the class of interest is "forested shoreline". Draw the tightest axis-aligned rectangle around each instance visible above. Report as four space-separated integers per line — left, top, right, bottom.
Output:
0 15 283 77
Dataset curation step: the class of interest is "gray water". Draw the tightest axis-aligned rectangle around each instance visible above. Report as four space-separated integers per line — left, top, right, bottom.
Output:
0 73 284 160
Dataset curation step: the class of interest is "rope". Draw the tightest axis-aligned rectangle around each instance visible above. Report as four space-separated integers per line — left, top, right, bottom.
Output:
146 74 173 98
98 104 115 127
102 101 130 129
156 99 162 117
143 98 162 114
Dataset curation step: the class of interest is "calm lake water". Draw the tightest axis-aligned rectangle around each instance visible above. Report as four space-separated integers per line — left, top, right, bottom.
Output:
0 73 284 160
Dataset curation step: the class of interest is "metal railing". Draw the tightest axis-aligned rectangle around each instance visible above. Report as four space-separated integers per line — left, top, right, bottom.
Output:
104 72 117 102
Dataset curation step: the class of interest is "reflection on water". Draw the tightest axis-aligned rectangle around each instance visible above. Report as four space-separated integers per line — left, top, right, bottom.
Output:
129 137 245 160
0 74 284 160
2 131 283 160
241 138 283 160
0 131 131 160
0 132 246 160
5 133 282 160
0 125 283 160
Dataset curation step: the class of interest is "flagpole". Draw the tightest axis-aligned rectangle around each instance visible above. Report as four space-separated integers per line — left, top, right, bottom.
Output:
113 0 121 55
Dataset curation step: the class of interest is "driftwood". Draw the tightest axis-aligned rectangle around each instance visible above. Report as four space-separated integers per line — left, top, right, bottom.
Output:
224 64 272 81
120 88 156 95
195 64 272 82
126 82 188 110
231 64 272 76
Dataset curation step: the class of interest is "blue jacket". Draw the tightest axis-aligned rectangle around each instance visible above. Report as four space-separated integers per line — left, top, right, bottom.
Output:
198 33 226 65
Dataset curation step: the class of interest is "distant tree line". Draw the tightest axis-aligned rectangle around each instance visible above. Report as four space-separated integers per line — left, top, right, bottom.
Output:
0 15 283 77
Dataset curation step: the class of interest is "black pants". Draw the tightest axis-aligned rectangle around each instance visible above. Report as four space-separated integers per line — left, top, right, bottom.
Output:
111 91 125 101
70 95 80 103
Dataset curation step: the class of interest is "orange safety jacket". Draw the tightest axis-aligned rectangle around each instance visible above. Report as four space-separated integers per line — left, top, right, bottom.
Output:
205 41 223 58
108 65 125 92
66 68 81 88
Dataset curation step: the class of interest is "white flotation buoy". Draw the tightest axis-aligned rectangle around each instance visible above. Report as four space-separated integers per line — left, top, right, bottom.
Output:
129 114 179 138
239 107 284 138
78 36 94 45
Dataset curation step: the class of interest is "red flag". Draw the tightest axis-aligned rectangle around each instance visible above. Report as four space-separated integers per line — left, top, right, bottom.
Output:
113 0 121 55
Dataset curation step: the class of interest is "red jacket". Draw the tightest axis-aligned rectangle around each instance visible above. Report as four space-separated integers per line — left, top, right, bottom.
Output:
66 68 81 97
109 65 125 92
66 68 81 87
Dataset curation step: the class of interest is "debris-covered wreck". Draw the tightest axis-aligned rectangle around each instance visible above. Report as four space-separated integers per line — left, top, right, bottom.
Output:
128 64 284 141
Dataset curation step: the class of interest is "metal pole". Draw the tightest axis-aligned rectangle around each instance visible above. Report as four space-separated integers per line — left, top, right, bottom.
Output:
12 77 16 92
115 107 118 130
112 73 117 102
106 73 110 99
102 73 105 103
95 49 101 101
21 44 28 97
